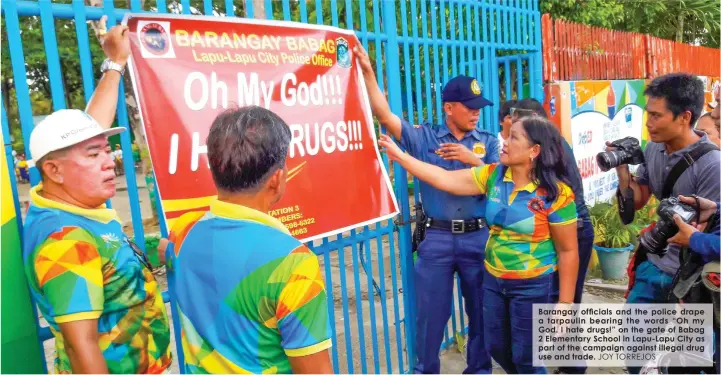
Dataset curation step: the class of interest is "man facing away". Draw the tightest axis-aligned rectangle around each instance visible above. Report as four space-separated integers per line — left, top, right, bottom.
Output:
354 44 497 374
166 106 333 374
22 25 173 373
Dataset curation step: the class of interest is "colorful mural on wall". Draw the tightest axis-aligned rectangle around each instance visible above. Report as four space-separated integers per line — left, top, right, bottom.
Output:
544 79 649 206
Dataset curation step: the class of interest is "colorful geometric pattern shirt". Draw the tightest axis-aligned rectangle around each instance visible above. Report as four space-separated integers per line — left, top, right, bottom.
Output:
167 199 332 374
22 185 172 374
471 164 578 279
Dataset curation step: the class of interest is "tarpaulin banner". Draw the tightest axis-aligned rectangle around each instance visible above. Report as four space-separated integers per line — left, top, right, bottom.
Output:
124 14 399 242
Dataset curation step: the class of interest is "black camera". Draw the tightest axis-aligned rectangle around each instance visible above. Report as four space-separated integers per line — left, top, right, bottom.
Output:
596 137 645 172
639 197 697 255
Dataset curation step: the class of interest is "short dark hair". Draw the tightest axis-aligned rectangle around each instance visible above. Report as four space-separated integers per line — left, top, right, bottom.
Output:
499 100 517 120
207 106 291 193
518 116 569 201
644 73 705 126
514 98 548 119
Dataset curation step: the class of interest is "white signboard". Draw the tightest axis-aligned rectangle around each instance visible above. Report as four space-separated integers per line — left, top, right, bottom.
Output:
571 104 644 206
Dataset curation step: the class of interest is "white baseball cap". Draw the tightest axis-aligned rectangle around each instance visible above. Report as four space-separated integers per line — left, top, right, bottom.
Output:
28 109 126 167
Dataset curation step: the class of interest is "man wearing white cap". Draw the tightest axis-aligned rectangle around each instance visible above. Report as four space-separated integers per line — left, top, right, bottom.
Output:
21 22 172 374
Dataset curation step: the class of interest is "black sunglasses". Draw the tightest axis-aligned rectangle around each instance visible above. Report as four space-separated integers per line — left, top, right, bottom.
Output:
125 238 153 272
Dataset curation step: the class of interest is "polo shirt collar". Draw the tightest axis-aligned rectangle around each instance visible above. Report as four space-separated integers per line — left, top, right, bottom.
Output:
435 122 483 141
30 184 118 224
661 130 713 155
209 199 290 234
502 167 539 192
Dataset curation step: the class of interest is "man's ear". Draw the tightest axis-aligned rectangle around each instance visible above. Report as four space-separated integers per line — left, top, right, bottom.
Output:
41 159 64 184
266 168 285 194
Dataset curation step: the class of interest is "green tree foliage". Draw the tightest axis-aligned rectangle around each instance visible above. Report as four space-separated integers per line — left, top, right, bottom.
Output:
541 0 721 48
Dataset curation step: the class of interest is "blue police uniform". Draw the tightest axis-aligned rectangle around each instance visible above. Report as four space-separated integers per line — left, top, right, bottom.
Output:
399 76 497 374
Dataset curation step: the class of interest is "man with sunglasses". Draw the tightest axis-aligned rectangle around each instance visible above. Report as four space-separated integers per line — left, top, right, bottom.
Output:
509 98 593 375
22 24 172 374
354 45 497 374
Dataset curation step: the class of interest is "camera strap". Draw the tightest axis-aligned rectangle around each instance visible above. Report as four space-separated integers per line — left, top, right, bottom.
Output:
661 143 719 199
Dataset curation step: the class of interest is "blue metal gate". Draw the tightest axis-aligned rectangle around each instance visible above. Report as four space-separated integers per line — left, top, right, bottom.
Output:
1 1 542 373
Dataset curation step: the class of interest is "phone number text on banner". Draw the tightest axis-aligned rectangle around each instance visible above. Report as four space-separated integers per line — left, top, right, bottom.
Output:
124 14 399 242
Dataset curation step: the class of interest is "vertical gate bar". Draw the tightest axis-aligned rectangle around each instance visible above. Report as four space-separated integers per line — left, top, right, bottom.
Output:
420 0 433 124
224 0 234 16
322 246 340 373
345 0 353 30
39 0 66 111
315 0 323 24
440 0 449 87
410 0 423 123
430 0 443 124
299 0 308 23
505 0 511 48
380 0 416 367
532 0 542 100
281 0 291 20
72 0 96 105
516 57 523 99
337 236 355 373
202 0 213 15
399 0 415 124
374 224 393 373
490 46 499 133
455 274 464 336
464 2 472 79
505 60 512 101
456 2 465 77
5 1 40 184
509 0 515 47
448 0 457 78
515 0 522 48
495 2 501 51
245 0 254 18
358 0 367 45
156 0 168 13
362 230 381 374
371 0 384 87
475 3 488 128
264 0 273 19
180 0 191 14
330 0 339 26
386 230 405 372
350 231 369 374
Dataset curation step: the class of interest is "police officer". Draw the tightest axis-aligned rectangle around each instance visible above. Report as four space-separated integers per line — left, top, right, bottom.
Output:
355 45 496 374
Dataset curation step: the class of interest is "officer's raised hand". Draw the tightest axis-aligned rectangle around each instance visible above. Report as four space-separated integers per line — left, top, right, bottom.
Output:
439 143 483 167
99 17 131 66
353 44 375 80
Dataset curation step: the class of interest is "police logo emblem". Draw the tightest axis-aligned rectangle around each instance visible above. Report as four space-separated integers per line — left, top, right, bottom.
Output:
336 37 351 68
471 79 482 95
472 142 486 158
138 21 176 59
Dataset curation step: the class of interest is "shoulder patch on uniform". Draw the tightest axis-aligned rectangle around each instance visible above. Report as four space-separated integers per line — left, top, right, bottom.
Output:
413 124 422 129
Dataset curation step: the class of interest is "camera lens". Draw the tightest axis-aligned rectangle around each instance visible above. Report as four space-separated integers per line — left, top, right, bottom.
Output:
596 151 623 172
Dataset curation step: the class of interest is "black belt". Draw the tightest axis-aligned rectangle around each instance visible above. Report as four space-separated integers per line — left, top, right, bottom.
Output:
428 218 487 234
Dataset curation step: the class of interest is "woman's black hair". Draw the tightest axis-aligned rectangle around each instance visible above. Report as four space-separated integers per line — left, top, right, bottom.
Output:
517 116 570 201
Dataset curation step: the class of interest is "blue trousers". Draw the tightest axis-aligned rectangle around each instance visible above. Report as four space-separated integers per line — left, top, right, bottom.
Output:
626 260 675 375
558 221 595 374
414 228 492 374
483 270 559 374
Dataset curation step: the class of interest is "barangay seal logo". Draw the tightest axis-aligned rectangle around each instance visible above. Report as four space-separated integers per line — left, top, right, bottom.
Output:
336 37 351 68
472 142 486 158
471 79 482 95
137 20 176 59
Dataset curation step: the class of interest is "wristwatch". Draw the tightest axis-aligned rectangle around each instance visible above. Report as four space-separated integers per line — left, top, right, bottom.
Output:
101 59 125 76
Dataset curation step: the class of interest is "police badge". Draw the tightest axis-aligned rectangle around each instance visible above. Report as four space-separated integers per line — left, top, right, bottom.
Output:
336 37 351 68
